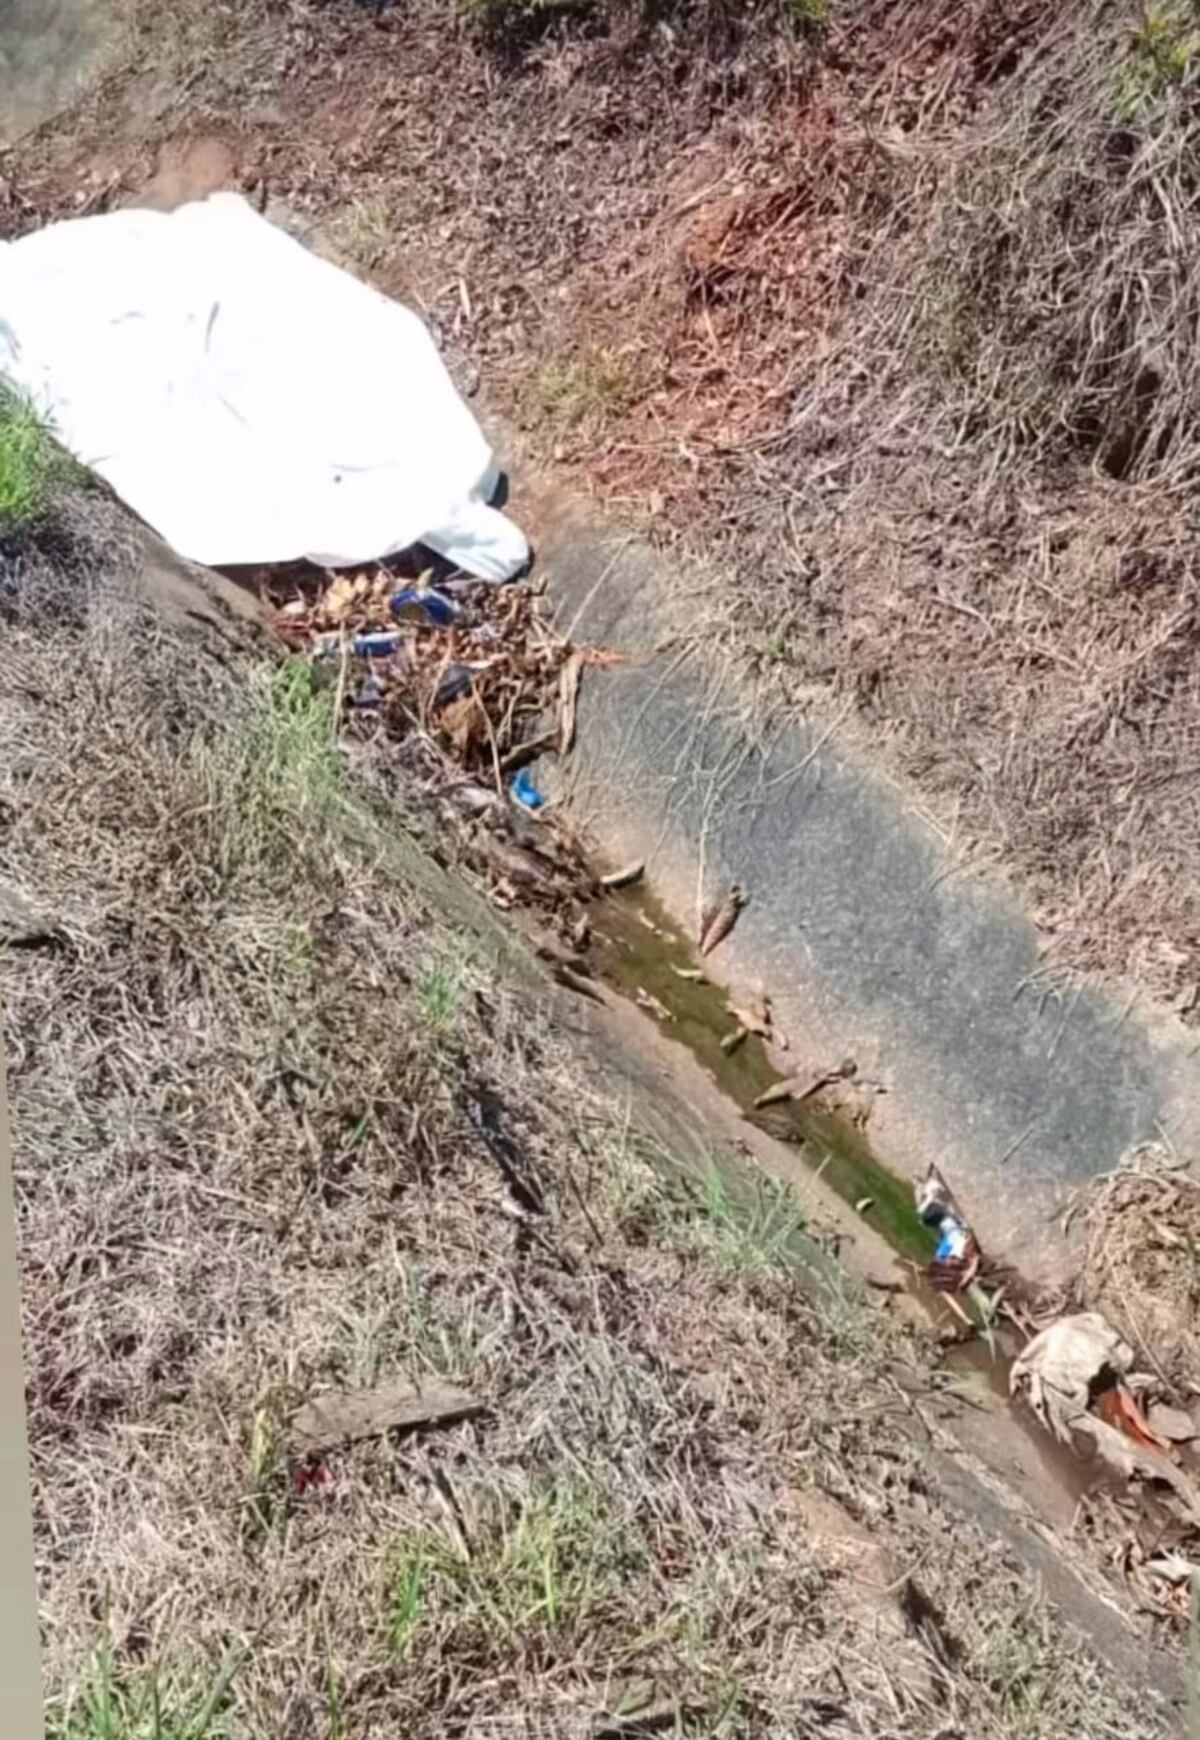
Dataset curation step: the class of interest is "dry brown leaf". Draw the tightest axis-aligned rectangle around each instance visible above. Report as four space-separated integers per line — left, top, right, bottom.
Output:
699 884 746 955
559 651 583 754
754 1059 854 1110
600 860 645 890
727 994 770 1038
439 693 485 755
1147 1401 1198 1444
322 574 360 625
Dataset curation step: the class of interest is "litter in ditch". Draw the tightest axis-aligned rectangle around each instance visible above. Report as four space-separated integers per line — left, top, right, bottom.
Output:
265 557 1200 1625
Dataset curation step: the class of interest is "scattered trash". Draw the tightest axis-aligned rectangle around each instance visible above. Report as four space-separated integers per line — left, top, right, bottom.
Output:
313 628 405 659
391 584 460 627
855 1196 875 1215
755 1057 856 1111
599 860 645 891
354 630 403 658
699 884 747 956
510 767 545 811
1010 1311 1200 1518
635 986 672 1021
289 1376 483 1455
434 663 474 707
914 1165 982 1294
0 192 530 577
671 965 705 983
720 1025 748 1054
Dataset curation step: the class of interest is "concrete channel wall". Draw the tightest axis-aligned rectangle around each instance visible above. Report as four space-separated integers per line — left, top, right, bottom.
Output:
527 482 1200 1279
0 0 116 145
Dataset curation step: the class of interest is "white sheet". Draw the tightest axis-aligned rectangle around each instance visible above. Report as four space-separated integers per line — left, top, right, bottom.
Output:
0 192 528 580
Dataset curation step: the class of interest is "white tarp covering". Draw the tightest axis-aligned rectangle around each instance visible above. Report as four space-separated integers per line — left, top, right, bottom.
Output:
0 192 529 580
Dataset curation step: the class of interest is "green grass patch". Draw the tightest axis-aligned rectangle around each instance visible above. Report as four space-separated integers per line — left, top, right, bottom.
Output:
1117 3 1200 120
528 345 635 433
415 953 465 1031
387 1477 643 1657
674 1160 808 1275
45 1635 241 1740
0 389 76 529
200 657 343 877
781 0 829 34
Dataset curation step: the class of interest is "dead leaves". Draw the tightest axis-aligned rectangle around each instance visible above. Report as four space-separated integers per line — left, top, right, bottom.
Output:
439 691 487 757
558 650 582 754
727 991 771 1040
1011 1311 1200 1527
599 860 645 891
720 987 777 1055
754 1057 856 1110
698 883 747 956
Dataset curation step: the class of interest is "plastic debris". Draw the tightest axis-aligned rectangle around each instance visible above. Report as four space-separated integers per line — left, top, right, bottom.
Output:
355 630 404 658
264 555 621 962
914 1165 981 1294
510 767 545 811
0 192 529 577
313 628 403 659
391 585 460 628
434 663 473 707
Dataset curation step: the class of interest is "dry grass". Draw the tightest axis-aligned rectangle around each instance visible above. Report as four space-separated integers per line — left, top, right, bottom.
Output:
1074 1142 1200 1398
0 499 1174 1737
570 0 1200 1009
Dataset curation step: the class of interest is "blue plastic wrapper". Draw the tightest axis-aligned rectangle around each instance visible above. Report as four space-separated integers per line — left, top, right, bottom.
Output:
510 767 545 810
391 586 459 627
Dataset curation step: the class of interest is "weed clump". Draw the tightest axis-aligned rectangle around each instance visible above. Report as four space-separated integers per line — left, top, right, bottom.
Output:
0 390 77 531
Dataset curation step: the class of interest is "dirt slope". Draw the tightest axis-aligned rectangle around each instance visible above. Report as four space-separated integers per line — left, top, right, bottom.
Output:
1 492 1178 1735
